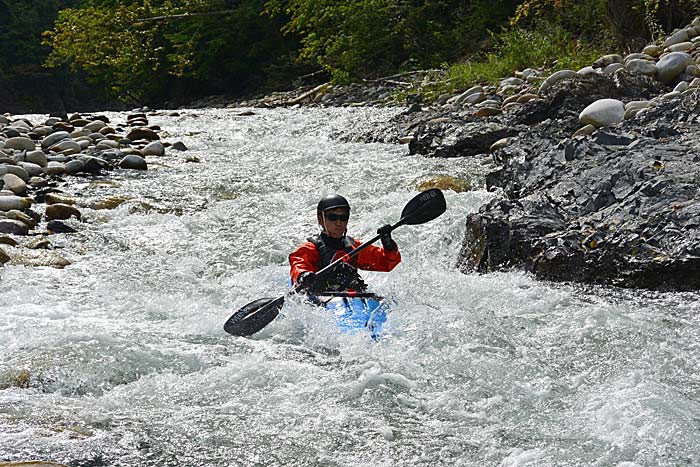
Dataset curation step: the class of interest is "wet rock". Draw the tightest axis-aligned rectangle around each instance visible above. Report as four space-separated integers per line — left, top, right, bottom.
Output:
409 122 518 158
46 203 81 221
47 220 77 233
126 127 159 141
119 155 148 170
0 219 29 235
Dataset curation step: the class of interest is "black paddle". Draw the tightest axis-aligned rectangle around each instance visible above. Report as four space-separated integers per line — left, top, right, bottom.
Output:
223 188 447 337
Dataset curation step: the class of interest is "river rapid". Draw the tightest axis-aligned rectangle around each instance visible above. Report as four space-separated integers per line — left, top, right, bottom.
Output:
1 107 699 467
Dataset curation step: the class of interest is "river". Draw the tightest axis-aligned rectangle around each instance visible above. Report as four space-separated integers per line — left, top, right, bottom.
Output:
1 107 699 467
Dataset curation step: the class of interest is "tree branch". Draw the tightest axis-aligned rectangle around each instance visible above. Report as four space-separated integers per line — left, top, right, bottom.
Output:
135 10 238 23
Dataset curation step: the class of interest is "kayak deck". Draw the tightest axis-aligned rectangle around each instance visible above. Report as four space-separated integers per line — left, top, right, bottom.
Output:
309 293 389 339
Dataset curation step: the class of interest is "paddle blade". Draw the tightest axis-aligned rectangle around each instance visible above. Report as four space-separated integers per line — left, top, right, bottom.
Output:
223 296 284 336
400 188 446 225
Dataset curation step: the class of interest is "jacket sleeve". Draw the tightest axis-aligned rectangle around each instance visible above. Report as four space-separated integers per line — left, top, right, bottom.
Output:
353 238 401 272
289 241 320 285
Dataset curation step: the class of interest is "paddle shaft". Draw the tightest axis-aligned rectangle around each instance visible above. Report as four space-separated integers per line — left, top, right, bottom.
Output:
297 215 409 289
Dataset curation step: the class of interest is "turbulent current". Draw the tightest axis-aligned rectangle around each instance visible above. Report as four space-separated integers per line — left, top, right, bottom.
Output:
1 107 700 467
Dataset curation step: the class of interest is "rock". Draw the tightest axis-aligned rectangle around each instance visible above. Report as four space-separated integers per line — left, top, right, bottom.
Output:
625 100 652 111
172 141 188 151
41 131 71 149
95 140 119 150
490 138 512 151
538 69 578 95
18 162 44 177
45 193 77 205
579 99 625 127
664 29 690 48
475 106 501 117
24 237 51 249
45 203 81 221
7 209 36 228
4 137 35 151
625 59 657 76
603 63 625 75
416 175 471 193
573 124 596 137
594 54 623 68
142 141 165 156
668 41 693 52
0 165 30 182
49 139 82 155
577 66 598 76
0 235 18 246
119 155 148 170
65 159 86 174
0 196 31 211
1 173 27 195
0 246 9 263
126 127 159 141
0 219 29 235
45 161 66 176
47 220 77 233
25 149 48 167
4 247 71 267
28 176 48 188
656 52 694 82
643 45 663 57
84 120 106 132
674 81 690 93
2 127 21 138
409 122 518 158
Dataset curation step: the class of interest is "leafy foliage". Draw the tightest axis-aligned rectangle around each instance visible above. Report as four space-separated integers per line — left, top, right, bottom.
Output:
264 0 519 83
43 0 302 103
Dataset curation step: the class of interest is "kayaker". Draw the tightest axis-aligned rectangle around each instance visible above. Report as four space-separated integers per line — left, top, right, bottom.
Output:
289 194 401 293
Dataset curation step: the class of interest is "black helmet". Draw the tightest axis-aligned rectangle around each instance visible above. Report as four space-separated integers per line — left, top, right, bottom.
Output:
317 194 350 213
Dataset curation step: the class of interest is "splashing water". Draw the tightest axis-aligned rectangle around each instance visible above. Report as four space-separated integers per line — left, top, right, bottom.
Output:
1 107 699 467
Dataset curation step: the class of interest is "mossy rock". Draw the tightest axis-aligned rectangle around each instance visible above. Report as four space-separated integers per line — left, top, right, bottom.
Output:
417 175 471 193
89 195 131 210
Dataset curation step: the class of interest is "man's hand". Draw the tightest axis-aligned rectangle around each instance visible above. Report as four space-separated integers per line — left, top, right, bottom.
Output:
377 224 397 251
296 271 317 290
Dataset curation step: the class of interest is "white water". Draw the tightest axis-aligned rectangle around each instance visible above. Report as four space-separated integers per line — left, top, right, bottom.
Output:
1 107 700 467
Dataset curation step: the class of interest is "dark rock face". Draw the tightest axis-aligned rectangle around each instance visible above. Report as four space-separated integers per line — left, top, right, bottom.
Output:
456 89 700 290
409 121 520 158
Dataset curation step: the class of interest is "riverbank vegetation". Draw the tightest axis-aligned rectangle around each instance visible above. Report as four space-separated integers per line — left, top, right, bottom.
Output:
1 0 699 111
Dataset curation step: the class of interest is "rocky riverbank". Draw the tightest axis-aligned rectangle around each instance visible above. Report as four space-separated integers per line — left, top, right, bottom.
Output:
0 111 191 268
370 17 700 291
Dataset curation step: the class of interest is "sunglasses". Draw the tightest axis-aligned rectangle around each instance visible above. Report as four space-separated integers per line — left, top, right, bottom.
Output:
325 213 349 222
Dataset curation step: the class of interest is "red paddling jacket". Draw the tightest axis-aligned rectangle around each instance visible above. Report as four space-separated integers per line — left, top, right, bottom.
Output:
289 233 401 292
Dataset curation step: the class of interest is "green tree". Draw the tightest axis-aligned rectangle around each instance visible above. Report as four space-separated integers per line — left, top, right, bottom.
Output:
264 0 519 82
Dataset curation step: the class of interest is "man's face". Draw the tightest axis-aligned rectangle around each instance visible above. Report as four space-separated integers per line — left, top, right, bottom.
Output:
319 208 350 238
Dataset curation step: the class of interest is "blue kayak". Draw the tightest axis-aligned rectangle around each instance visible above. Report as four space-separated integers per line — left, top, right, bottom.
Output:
308 292 389 339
